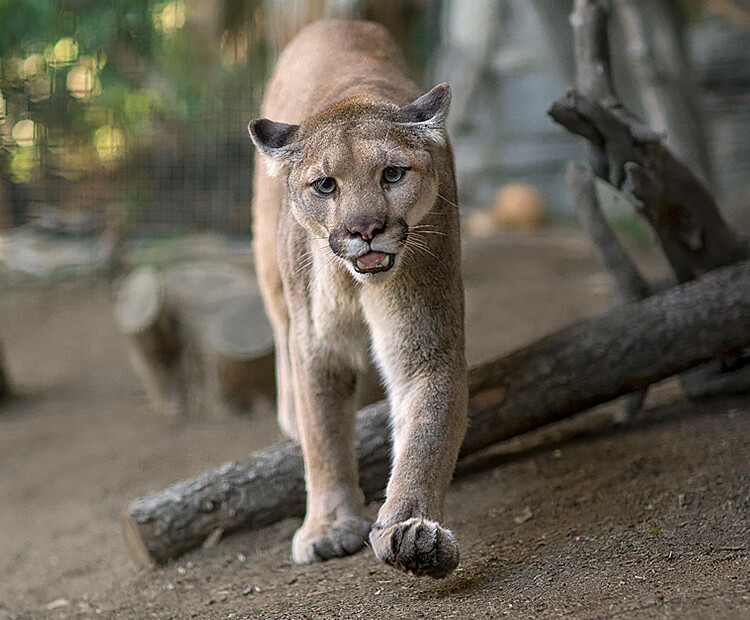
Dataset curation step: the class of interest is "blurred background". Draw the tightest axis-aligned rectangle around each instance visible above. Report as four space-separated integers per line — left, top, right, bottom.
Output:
1 0 750 278
2 5 750 612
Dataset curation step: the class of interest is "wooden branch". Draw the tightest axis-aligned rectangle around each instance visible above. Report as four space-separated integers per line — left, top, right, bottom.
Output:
567 162 650 304
122 259 750 566
569 0 640 297
114 263 275 420
566 163 650 419
549 90 747 281
613 0 713 183
571 0 616 103
680 351 750 400
567 0 649 294
705 0 750 33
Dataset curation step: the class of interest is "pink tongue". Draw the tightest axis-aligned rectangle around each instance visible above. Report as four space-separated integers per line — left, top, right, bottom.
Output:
358 251 387 267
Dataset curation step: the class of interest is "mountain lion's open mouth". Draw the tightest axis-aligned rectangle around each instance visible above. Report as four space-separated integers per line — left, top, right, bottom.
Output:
353 251 395 274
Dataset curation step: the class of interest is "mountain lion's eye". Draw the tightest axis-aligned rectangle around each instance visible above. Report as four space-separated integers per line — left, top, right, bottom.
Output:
313 177 337 195
382 166 406 184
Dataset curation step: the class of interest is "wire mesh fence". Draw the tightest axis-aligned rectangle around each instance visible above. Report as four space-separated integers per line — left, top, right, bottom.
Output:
0 0 267 238
0 0 438 242
113 83 258 235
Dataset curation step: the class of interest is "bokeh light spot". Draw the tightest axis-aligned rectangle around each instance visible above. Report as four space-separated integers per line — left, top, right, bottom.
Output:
10 147 40 183
67 65 95 99
94 125 126 166
153 1 186 33
22 54 45 78
12 119 36 147
52 37 79 65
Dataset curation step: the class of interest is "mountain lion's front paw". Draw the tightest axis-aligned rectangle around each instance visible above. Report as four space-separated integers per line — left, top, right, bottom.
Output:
292 516 372 564
369 517 459 578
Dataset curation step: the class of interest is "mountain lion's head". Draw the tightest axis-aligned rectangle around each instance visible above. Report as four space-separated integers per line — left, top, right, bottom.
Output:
249 83 451 283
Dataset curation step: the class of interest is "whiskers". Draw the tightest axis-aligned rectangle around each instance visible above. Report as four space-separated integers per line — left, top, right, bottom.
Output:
409 223 448 238
290 250 316 278
289 233 331 280
437 192 459 210
403 226 445 269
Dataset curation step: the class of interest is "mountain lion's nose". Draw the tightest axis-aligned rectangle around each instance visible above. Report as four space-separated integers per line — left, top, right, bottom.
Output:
346 216 385 240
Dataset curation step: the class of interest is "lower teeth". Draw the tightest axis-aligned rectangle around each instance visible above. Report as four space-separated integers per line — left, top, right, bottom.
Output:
357 254 391 271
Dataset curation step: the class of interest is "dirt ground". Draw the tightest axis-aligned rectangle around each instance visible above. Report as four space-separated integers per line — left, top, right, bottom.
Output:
0 230 748 619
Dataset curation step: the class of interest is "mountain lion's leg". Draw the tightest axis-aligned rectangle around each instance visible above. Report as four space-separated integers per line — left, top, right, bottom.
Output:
288 333 372 564
363 291 468 578
252 174 298 440
273 317 297 440
369 373 467 577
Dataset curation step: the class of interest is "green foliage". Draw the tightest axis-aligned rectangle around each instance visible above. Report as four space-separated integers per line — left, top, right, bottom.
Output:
0 0 58 54
0 0 265 189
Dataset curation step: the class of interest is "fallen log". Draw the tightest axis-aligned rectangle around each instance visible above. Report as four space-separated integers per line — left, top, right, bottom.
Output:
122 258 750 566
114 262 275 420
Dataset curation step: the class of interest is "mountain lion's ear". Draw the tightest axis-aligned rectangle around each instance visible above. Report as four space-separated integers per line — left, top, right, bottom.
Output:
400 83 451 143
248 119 300 176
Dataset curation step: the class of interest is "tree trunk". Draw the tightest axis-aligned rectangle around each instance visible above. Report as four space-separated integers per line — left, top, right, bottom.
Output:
568 0 651 419
208 298 276 414
613 0 713 185
122 258 750 566
528 0 575 81
432 0 503 134
114 262 275 420
565 162 650 420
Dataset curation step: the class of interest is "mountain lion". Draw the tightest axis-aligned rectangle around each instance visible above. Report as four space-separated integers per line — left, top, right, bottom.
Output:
248 19 467 578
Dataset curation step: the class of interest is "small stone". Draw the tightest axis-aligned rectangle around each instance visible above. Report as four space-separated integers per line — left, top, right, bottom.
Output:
44 599 70 611
514 506 534 524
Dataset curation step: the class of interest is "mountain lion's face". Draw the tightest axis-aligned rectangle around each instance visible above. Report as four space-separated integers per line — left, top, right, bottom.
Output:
250 87 451 284
287 104 438 282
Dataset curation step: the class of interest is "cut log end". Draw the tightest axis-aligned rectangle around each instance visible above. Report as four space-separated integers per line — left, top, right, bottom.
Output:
114 262 276 420
162 262 258 317
120 512 157 568
208 298 273 359
208 296 275 414
114 267 163 334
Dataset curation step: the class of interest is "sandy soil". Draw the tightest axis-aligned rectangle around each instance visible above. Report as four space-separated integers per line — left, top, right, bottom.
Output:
0 231 748 619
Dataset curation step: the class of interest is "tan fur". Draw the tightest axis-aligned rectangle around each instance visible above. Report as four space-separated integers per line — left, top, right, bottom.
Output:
248 20 468 578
